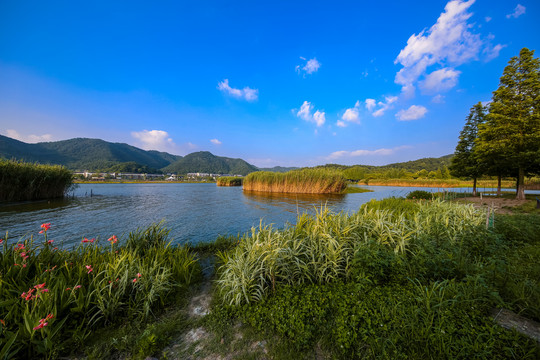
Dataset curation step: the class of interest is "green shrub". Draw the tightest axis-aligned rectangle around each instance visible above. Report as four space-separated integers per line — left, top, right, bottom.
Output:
406 190 433 200
0 159 74 201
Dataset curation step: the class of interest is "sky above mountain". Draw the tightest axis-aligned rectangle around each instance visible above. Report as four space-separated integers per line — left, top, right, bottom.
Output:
1 0 538 167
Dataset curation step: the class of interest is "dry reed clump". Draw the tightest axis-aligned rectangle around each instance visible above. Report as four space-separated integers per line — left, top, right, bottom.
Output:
0 159 74 201
216 199 486 305
243 169 346 194
216 176 243 186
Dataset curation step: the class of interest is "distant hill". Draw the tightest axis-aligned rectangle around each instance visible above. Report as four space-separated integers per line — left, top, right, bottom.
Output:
163 151 258 176
378 154 454 172
0 135 182 171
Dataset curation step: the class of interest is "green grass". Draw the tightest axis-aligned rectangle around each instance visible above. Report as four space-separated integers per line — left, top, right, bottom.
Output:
216 177 243 186
210 198 540 358
341 185 373 194
0 159 74 201
243 169 346 194
0 222 200 359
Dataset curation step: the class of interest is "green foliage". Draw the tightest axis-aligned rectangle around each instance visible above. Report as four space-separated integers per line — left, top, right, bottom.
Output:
0 223 200 359
0 159 74 201
406 190 433 200
477 48 540 199
106 161 160 174
216 176 243 186
450 102 487 182
163 151 258 175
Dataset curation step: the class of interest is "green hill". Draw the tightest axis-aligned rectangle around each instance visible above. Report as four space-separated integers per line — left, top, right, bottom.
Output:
163 151 258 175
0 135 181 171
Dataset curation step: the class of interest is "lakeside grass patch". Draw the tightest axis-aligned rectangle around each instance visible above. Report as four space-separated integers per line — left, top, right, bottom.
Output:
211 198 540 358
0 159 73 201
216 177 243 187
243 169 346 194
0 222 200 359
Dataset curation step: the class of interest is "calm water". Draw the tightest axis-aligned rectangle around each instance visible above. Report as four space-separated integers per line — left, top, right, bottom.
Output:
0 183 534 247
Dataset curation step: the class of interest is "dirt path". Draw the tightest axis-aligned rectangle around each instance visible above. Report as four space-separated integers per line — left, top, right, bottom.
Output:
455 196 532 214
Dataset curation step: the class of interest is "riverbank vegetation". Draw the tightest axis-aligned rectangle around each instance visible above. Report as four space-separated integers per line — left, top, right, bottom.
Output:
210 198 540 358
0 159 73 201
0 222 200 359
243 169 346 194
216 176 243 187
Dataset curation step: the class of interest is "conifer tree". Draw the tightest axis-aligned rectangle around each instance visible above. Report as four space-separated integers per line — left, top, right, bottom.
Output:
450 102 486 196
477 48 540 200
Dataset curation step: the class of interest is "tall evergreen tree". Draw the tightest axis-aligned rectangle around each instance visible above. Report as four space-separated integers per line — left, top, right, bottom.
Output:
450 102 486 196
477 48 540 200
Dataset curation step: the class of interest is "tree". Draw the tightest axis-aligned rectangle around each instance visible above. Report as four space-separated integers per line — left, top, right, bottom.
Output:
477 48 540 200
450 102 487 196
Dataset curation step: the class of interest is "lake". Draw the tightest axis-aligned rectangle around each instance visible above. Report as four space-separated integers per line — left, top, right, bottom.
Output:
0 183 533 248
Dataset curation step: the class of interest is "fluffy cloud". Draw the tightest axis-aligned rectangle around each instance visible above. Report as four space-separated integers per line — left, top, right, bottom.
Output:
131 130 176 151
394 0 502 97
484 44 506 61
296 57 321 75
210 139 222 145
326 146 412 160
506 4 525 19
365 96 398 117
431 94 445 103
420 68 461 93
338 101 361 127
217 79 258 101
296 101 326 127
5 129 53 143
395 105 428 121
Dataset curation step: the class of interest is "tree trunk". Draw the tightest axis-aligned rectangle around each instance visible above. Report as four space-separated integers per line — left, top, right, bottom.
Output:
472 177 477 197
497 175 502 196
516 167 525 200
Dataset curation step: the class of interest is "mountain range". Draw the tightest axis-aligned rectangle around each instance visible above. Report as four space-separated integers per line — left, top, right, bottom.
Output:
0 135 452 175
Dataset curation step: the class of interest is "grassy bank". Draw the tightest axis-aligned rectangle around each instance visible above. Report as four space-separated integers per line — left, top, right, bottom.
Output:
0 159 73 201
210 199 540 358
0 222 200 359
243 169 346 194
216 177 243 187
361 177 540 189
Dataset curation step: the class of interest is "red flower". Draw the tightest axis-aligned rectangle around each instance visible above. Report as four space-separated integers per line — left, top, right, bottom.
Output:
81 238 95 243
33 314 54 331
132 278 137 283
14 244 25 251
74 285 81 289
39 223 51 234
137 273 142 278
47 240 54 244
85 265 93 274
34 283 46 289
107 235 118 244
0 238 3 244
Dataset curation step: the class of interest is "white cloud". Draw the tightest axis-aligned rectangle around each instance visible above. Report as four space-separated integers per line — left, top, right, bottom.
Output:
484 43 506 61
210 139 222 145
420 68 461 93
485 16 492 22
217 79 258 101
296 57 321 75
431 94 445 103
4 129 53 143
396 105 428 121
506 4 525 19
365 99 376 111
326 145 412 160
296 101 326 127
368 96 398 117
394 0 485 96
131 129 176 151
339 100 361 127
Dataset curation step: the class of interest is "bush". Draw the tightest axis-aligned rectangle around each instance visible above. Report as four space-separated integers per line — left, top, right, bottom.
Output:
406 190 433 200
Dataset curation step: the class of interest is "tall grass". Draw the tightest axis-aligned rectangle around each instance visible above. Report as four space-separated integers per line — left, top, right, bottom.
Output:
361 177 540 189
216 177 243 187
243 169 346 194
0 222 200 359
216 199 485 305
0 159 74 201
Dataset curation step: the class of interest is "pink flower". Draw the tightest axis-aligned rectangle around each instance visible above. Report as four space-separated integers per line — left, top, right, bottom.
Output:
33 314 54 331
81 238 95 243
47 240 54 244
74 285 81 289
14 244 25 251
85 265 93 274
132 278 137 283
65 288 71 291
0 238 3 244
39 223 51 234
107 235 118 244
137 273 142 278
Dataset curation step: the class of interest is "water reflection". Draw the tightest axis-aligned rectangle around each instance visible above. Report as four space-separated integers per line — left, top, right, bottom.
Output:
243 190 346 214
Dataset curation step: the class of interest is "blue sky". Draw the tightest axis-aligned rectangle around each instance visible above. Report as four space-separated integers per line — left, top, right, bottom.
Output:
0 1 538 167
